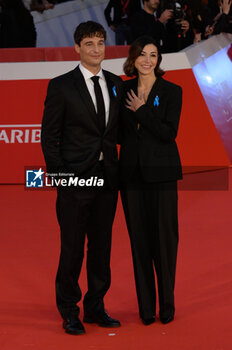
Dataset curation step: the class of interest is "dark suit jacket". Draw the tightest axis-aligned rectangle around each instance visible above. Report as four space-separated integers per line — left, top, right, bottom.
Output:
0 5 36 48
41 65 123 189
130 10 167 49
119 77 183 183
104 0 141 26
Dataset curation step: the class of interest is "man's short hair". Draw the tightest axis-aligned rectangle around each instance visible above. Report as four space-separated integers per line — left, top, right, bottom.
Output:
74 21 107 46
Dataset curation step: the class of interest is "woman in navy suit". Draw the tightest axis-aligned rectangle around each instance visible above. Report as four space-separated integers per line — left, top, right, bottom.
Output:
120 36 182 325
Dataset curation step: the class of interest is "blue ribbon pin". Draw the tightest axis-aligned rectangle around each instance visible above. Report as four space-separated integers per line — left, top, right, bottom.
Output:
153 95 159 107
112 86 117 97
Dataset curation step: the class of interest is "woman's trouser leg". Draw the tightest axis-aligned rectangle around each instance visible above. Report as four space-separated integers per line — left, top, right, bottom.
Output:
121 186 156 320
150 182 179 319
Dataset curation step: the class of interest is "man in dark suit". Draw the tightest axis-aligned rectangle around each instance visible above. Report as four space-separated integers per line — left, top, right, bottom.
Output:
130 0 166 49
104 0 141 44
130 0 192 53
41 21 122 335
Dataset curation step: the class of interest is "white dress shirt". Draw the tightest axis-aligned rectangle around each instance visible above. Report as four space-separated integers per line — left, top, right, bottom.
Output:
79 63 110 126
79 64 110 160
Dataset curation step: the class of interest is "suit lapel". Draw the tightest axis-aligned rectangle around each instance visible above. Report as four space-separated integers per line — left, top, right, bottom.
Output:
146 77 162 107
73 65 98 123
103 70 117 133
125 78 139 132
73 66 119 134
127 77 138 95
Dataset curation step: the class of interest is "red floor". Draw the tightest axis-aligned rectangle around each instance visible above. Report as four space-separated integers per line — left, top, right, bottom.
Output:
0 169 232 350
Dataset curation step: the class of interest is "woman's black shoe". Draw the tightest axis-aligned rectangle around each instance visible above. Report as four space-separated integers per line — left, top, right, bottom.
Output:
142 316 155 325
160 315 174 324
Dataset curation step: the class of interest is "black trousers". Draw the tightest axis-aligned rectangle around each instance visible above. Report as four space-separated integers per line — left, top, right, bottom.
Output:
55 164 118 320
121 180 179 320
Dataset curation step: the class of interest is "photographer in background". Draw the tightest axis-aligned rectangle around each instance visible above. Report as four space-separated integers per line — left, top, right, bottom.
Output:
187 0 214 43
158 0 194 52
0 0 36 48
131 0 193 53
104 0 141 45
130 0 167 52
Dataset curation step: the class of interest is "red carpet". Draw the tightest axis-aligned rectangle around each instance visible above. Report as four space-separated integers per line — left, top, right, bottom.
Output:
0 169 232 350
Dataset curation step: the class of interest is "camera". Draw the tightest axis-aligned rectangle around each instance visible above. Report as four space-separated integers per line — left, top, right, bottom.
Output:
167 1 185 19
167 2 186 33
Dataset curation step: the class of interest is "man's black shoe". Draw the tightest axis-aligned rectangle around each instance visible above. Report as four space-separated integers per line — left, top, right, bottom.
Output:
142 316 155 325
63 316 85 335
160 315 174 324
83 310 121 327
